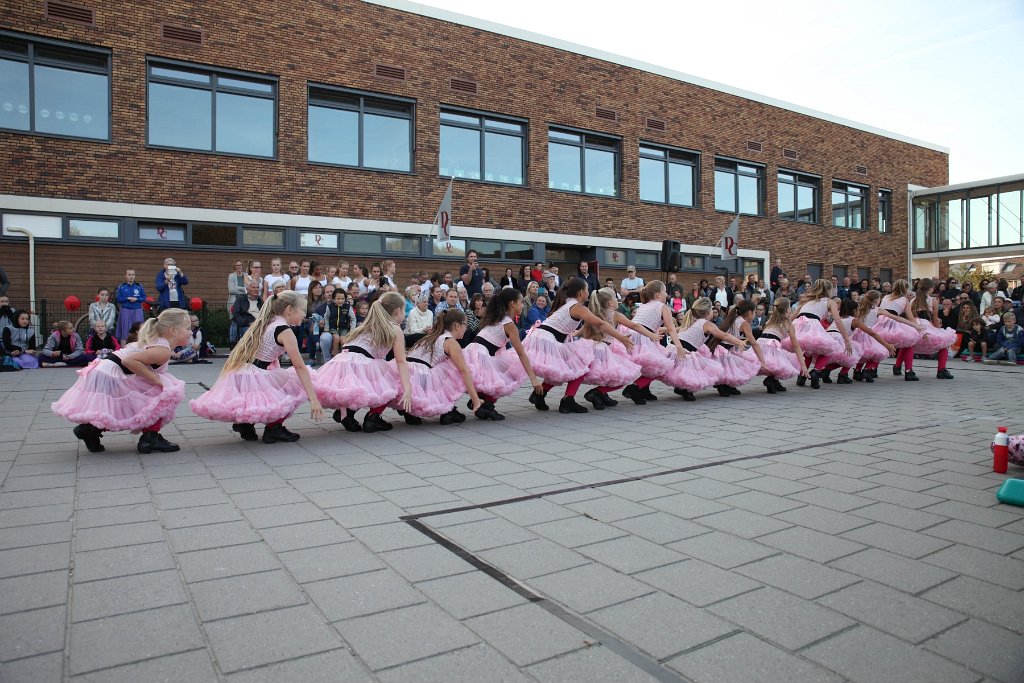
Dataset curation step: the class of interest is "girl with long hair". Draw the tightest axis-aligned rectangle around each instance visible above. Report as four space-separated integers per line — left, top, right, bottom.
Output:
851 291 896 382
523 278 634 413
313 291 412 432
619 280 683 405
578 287 647 410
758 298 807 393
190 291 323 443
789 279 853 389
909 277 956 380
462 288 541 421
52 308 191 454
873 279 927 381
710 300 767 396
819 298 895 384
665 297 742 401
390 309 483 425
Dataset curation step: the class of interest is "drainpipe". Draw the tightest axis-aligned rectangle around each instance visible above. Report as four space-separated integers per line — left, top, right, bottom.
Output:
6 227 38 332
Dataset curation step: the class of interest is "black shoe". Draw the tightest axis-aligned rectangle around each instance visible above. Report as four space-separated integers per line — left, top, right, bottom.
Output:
728 386 741 395
529 391 549 411
864 374 874 383
674 388 696 401
904 371 919 382
332 409 343 423
870 369 879 379
622 384 646 405
583 388 606 410
640 385 658 401
363 413 392 433
138 432 179 454
403 413 423 425
451 408 467 423
936 369 954 379
796 374 807 387
558 396 588 414
809 370 821 389
837 374 853 384
599 392 618 407
74 424 104 452
232 423 258 441
772 378 787 392
893 366 902 376
715 384 732 397
136 431 154 454
440 409 458 425
764 377 777 394
263 424 300 443
475 402 506 421
820 370 833 384
341 409 362 432
852 369 863 382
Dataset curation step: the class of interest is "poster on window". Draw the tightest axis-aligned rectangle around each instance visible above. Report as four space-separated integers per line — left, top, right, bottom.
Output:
299 231 339 249
432 239 466 257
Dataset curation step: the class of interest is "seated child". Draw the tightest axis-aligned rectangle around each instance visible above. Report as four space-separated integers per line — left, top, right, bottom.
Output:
984 312 1022 366
964 317 987 361
85 320 121 360
2 310 38 370
40 321 87 367
172 315 211 364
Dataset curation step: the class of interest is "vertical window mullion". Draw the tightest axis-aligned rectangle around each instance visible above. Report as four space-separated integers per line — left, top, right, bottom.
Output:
357 97 364 168
578 139 586 194
479 119 486 179
210 76 217 152
27 44 35 134
664 160 671 205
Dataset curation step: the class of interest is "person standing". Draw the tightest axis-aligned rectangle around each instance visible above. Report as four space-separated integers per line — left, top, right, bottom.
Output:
0 266 9 296
263 258 289 299
155 258 189 310
708 275 734 308
459 250 485 298
619 266 645 299
115 269 146 343
769 258 783 290
227 259 247 343
576 261 599 292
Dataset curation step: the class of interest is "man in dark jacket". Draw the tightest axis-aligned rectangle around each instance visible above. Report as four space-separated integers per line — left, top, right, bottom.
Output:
155 257 189 310
577 260 599 292
231 280 262 340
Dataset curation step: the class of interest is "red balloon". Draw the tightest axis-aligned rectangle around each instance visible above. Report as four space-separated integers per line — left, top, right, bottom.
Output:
189 297 203 312
142 295 154 312
64 295 81 312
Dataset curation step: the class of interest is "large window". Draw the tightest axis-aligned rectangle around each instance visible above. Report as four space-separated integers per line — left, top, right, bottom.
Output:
0 33 110 141
714 158 763 215
308 86 413 172
639 144 698 207
148 61 276 157
777 171 819 222
832 265 847 282
831 180 867 229
548 128 619 197
879 268 893 285
878 189 891 233
807 263 823 281
440 109 525 185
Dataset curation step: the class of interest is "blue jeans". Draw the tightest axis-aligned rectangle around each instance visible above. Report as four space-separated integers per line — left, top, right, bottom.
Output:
988 348 1018 363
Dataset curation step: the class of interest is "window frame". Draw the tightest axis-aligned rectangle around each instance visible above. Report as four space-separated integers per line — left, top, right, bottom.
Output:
66 216 123 243
307 83 415 173
878 188 892 234
831 179 869 230
807 263 824 281
714 157 765 216
0 30 112 143
439 106 527 186
638 142 700 208
547 125 621 199
776 169 820 223
145 57 278 159
879 268 894 284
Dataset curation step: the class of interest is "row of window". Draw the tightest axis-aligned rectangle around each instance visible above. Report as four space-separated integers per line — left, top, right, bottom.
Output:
0 30 891 231
913 183 1024 253
805 264 893 286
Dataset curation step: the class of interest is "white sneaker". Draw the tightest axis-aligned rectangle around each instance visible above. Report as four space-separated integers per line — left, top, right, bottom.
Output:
52 362 67 367
999 360 1017 366
982 359 997 364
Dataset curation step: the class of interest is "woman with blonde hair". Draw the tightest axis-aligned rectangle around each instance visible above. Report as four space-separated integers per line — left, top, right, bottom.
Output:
52 308 191 454
190 291 323 443
313 291 412 432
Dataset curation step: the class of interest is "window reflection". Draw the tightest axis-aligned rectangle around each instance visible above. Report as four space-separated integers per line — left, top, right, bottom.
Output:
439 109 525 185
440 125 480 179
584 148 615 195
308 106 357 165
715 159 762 215
548 128 618 197
639 158 665 202
0 59 30 131
308 87 412 171
364 114 411 171
548 141 582 191
150 84 212 150
216 92 273 157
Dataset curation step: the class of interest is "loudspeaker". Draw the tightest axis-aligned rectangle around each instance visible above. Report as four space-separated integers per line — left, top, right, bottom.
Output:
661 240 681 272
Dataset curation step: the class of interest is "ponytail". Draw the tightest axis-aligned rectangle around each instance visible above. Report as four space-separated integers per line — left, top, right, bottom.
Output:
911 278 933 314
680 297 712 330
764 297 792 331
138 308 189 348
414 308 467 353
708 301 753 351
581 288 616 341
223 291 304 374
550 278 588 314
641 280 665 304
344 291 404 347
481 288 522 328
856 290 880 321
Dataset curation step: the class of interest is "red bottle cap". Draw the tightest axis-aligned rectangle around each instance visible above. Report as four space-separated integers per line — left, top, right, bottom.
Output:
998 426 1008 432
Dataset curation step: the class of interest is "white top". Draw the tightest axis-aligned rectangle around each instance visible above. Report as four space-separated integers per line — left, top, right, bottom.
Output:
332 276 352 290
408 332 452 367
476 316 513 347
620 276 644 292
264 274 288 296
293 275 312 295
864 308 879 327
543 298 583 336
714 289 729 307
632 300 665 331
678 319 710 349
406 307 434 334
799 298 829 319
881 295 908 315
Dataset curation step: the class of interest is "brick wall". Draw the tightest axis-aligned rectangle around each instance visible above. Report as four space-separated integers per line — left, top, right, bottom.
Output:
0 0 948 304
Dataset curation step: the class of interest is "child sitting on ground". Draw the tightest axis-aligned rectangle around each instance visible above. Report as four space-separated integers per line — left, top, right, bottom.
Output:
85 319 121 360
984 312 1022 366
964 317 988 361
40 321 87 367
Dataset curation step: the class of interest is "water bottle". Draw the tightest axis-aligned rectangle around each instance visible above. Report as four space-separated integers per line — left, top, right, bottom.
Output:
993 426 1009 474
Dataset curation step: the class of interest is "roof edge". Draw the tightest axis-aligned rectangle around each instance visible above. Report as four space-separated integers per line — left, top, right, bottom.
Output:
910 172 1024 197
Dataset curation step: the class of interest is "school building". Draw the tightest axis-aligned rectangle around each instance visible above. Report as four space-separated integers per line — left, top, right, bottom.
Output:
0 0 950 309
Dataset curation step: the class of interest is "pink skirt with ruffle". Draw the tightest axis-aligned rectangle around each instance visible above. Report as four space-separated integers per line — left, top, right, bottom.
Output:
190 363 306 424
51 358 184 433
851 328 890 363
913 325 957 354
661 348 723 391
312 351 400 410
618 325 673 378
713 345 761 387
825 334 863 368
872 317 922 348
753 339 801 379
523 329 595 385
463 343 526 399
390 360 466 417
788 316 843 356
583 339 642 387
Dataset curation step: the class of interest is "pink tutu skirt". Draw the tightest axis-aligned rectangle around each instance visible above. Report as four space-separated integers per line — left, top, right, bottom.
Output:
754 339 801 379
523 329 595 385
463 343 526 400
618 325 673 378
313 351 400 410
713 345 761 387
662 348 722 391
51 358 184 433
913 325 957 354
825 335 863 368
851 329 890 363
788 316 842 356
872 317 922 348
390 360 465 417
583 339 642 387
190 363 305 424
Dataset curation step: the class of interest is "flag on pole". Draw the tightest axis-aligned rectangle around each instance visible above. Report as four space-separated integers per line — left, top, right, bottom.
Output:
720 214 739 261
431 178 454 241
